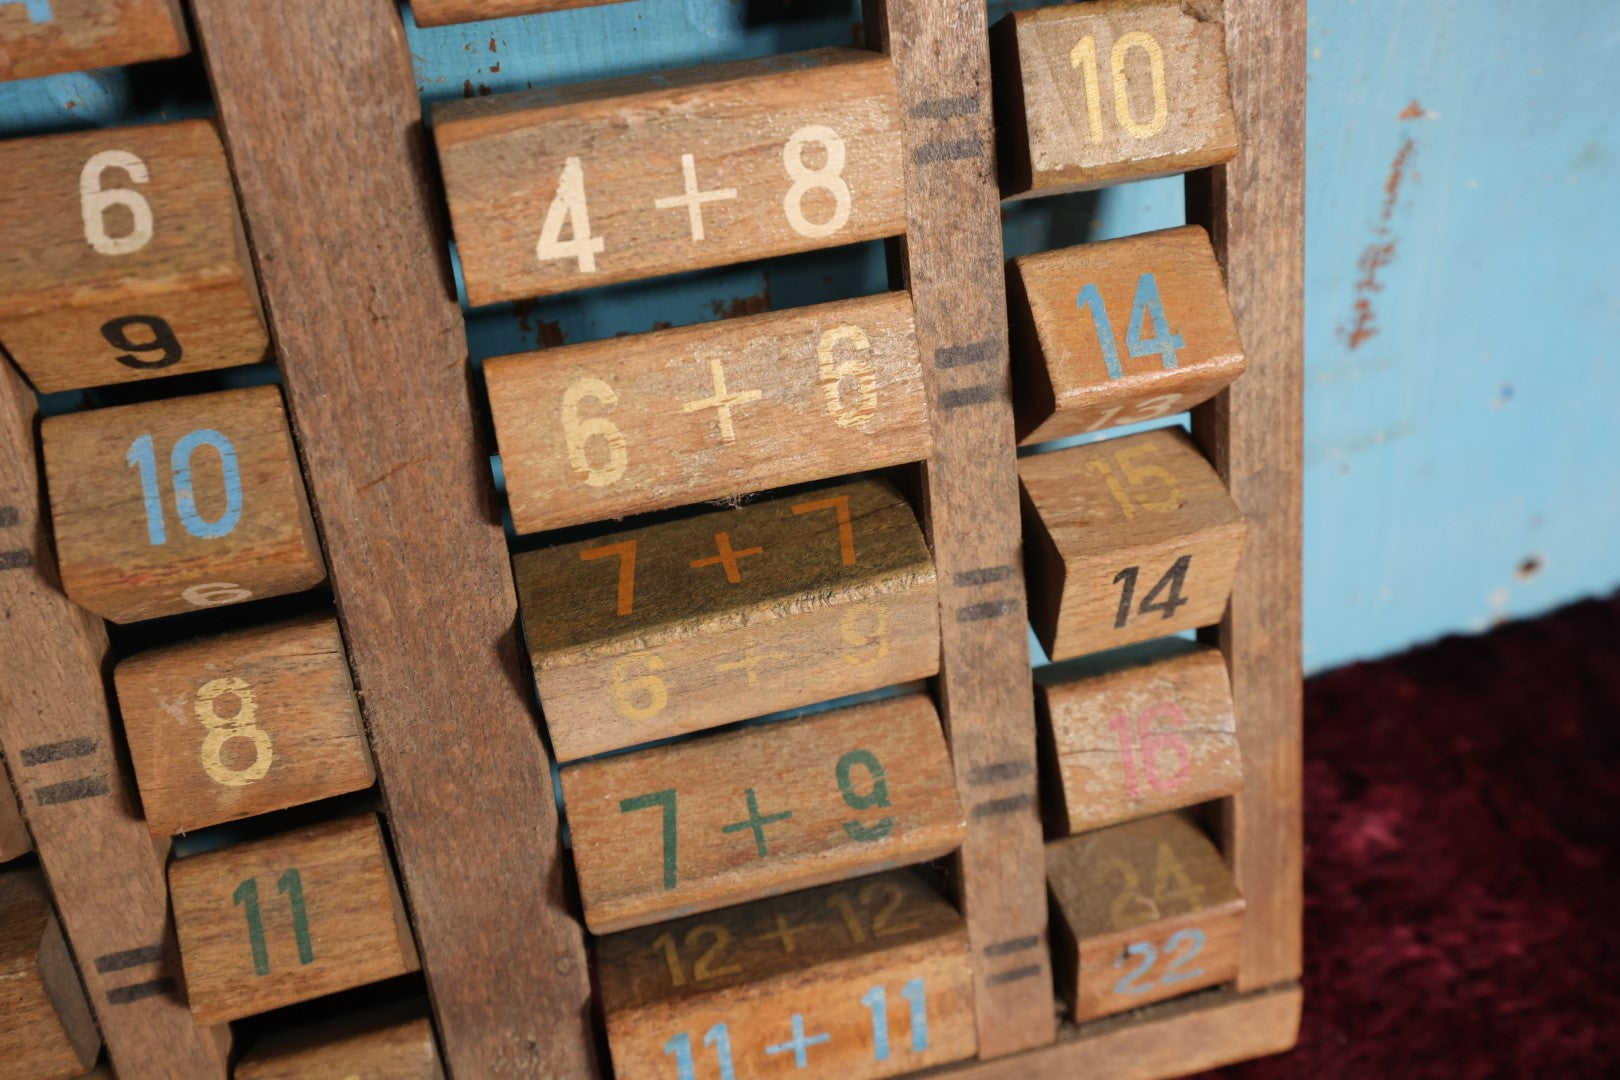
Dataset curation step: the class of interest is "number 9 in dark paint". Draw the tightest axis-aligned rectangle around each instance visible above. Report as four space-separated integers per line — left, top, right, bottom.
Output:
101 314 183 370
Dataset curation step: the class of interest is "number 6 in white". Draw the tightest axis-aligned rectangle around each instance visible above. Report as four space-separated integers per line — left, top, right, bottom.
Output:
560 378 628 488
80 150 154 256
782 125 851 239
816 324 877 428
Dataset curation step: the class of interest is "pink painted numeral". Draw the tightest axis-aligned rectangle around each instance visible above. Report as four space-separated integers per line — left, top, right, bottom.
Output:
1109 702 1192 799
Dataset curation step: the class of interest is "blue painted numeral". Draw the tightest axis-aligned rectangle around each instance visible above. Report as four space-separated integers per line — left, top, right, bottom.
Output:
1077 283 1124 380
22 1 53 24
126 434 166 545
1113 941 1157 994
1112 927 1208 995
901 977 928 1052
126 429 244 545
663 1024 734 1079
1125 272 1185 370
861 978 929 1062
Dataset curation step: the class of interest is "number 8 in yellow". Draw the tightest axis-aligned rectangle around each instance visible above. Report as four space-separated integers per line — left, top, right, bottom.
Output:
195 676 272 786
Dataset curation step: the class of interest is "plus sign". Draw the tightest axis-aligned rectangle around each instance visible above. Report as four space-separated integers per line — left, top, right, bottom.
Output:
713 644 786 685
720 788 793 858
654 153 737 241
681 354 761 444
752 912 817 953
765 1014 830 1069
689 531 763 584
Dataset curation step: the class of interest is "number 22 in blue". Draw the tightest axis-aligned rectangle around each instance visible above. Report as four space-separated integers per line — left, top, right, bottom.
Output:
861 977 928 1061
1113 927 1205 995
1076 273 1185 379
126 429 244 545
664 1024 734 1080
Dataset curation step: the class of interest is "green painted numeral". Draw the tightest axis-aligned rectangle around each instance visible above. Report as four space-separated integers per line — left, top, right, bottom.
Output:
232 876 269 976
232 867 314 976
837 749 894 842
620 789 679 890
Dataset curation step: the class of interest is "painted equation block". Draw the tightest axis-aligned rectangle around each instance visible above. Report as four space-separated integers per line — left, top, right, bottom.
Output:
236 1001 443 1080
517 477 938 761
1009 225 1245 444
411 0 627 27
597 870 976 1078
0 0 188 82
562 694 964 933
1047 812 1243 1021
990 0 1238 198
1036 640 1241 835
487 292 929 534
0 754 29 863
0 120 267 393
432 48 904 306
1020 427 1245 660
41 384 326 623
0 868 100 1079
114 615 375 837
169 813 418 1025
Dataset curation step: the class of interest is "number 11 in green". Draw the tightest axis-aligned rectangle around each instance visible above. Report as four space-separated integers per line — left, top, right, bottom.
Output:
232 867 314 976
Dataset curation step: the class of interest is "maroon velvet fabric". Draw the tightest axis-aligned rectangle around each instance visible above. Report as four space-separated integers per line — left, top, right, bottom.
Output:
1205 595 1620 1079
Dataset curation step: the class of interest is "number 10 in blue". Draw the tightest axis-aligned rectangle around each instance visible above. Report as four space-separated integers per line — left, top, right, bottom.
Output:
860 977 928 1061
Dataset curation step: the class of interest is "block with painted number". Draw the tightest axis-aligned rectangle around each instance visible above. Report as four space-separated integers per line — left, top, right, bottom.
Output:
0 867 100 1080
236 1001 443 1080
518 477 938 760
0 120 267 393
411 0 627 26
597 869 976 1078
432 48 904 306
990 0 1238 198
1036 639 1241 835
41 384 326 623
487 292 929 534
114 615 375 837
1020 427 1244 660
1047 812 1243 1021
1009 225 1245 444
0 0 188 82
562 694 964 933
169 813 418 1024
0 755 29 863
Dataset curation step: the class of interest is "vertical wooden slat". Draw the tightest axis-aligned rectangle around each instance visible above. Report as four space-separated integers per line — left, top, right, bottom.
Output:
870 0 1058 1057
189 2 597 1074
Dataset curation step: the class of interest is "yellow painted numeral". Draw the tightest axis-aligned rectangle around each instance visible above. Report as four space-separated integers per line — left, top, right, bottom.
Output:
839 603 890 666
612 653 669 721
195 676 272 787
1070 30 1170 142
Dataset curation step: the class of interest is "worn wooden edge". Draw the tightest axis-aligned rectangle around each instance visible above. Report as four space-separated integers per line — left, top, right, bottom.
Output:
1187 0 1306 992
190 3 596 1075
924 983 1302 1079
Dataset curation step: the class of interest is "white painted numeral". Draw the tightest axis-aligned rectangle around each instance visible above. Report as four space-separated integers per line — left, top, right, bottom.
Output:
80 150 154 256
816 324 878 428
561 378 628 488
536 157 605 272
782 125 851 239
182 581 253 607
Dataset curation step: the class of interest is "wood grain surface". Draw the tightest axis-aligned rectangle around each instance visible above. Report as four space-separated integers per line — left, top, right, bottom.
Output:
1008 225 1245 444
487 291 929 534
1047 812 1242 1021
114 615 375 836
1020 427 1246 659
519 477 939 761
598 870 976 1078
0 0 187 83
1189 0 1306 997
191 2 596 1073
869 0 1056 1056
990 0 1238 198
169 813 419 1025
563 693 964 933
236 1001 444 1079
432 48 904 305
0 120 267 393
0 356 228 1076
411 0 629 27
1036 641 1241 835
0 866 100 1080
0 754 29 863
40 385 325 624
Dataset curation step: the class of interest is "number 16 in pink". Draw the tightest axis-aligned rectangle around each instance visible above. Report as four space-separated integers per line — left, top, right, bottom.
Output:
1106 702 1192 799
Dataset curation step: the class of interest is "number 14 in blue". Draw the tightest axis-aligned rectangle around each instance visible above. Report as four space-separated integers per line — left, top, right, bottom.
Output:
1077 272 1185 379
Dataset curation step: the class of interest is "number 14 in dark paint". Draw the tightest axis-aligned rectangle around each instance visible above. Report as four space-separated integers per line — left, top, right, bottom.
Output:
1112 555 1192 629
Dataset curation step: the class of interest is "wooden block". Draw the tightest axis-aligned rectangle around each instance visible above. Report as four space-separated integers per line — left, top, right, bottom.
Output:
1020 427 1244 660
0 358 229 1078
0 120 266 393
192 3 597 1070
41 385 325 624
0 754 30 863
169 814 418 1025
0 867 100 1080
411 0 628 27
432 48 904 306
236 1002 442 1080
597 870 976 1078
0 0 187 82
990 0 1239 198
562 694 964 933
519 477 938 760
1036 641 1241 835
487 292 930 534
114 616 375 837
1009 225 1245 445
1046 812 1242 1021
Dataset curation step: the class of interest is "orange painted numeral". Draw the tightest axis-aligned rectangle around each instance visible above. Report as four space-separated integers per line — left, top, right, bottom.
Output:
581 540 638 616
791 494 855 566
